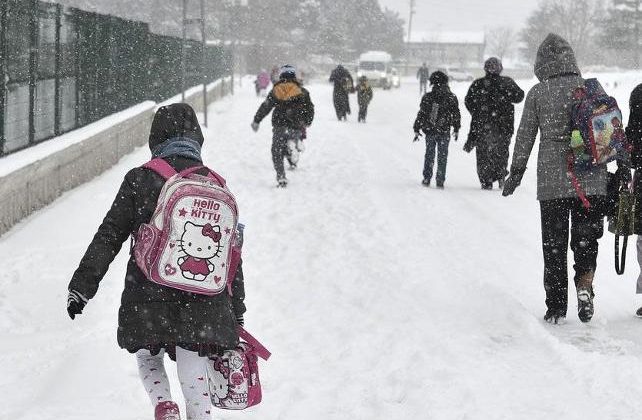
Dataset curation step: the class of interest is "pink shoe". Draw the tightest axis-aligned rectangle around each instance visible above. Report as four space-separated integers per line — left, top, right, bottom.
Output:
155 401 181 420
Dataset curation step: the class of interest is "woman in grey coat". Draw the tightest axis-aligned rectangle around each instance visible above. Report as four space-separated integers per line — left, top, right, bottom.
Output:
502 34 614 324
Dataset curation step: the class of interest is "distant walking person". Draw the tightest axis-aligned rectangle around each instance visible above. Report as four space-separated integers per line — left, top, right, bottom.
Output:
329 65 354 121
252 65 315 188
356 76 373 123
254 69 271 96
502 34 627 324
464 57 524 190
413 71 461 189
417 62 430 95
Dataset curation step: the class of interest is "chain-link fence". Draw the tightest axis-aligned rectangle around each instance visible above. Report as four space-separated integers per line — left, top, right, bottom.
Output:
0 0 230 156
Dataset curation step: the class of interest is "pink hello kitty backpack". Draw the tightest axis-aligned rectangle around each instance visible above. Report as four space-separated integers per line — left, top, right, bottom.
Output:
206 327 271 410
133 158 241 295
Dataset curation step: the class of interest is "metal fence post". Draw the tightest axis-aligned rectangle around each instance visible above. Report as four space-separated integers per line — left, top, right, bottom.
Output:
54 3 62 136
28 0 38 145
74 12 81 127
181 0 187 103
0 0 7 155
200 0 207 127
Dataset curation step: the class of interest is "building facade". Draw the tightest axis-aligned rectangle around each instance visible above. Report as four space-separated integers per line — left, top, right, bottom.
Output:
406 32 486 68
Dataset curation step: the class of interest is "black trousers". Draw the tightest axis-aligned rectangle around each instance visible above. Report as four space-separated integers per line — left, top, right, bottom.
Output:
272 127 301 180
540 197 605 313
358 103 369 121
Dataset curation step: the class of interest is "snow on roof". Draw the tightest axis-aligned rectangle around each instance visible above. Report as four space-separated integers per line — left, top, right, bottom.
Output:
406 31 485 45
359 51 393 62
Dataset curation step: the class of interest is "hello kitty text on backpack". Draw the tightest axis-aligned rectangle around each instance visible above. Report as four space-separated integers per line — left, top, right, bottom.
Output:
567 78 631 208
133 158 241 295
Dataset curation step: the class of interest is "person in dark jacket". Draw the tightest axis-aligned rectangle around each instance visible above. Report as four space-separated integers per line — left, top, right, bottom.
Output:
329 65 354 121
502 34 628 324
417 62 430 95
66 103 246 420
413 71 461 188
464 57 525 190
356 76 373 123
252 65 315 187
627 84 642 317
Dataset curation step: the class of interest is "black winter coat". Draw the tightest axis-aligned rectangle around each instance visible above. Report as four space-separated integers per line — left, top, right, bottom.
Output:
69 105 245 356
329 66 354 116
254 80 314 129
465 74 524 145
628 84 642 170
413 85 461 135
627 84 642 234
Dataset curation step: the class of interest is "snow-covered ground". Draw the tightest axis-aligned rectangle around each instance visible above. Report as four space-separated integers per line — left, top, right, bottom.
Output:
2 73 642 420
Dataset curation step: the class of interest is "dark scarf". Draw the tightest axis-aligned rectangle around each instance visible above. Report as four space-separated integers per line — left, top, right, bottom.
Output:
151 137 202 162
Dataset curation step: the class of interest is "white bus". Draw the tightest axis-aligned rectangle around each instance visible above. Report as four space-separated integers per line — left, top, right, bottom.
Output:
357 51 394 89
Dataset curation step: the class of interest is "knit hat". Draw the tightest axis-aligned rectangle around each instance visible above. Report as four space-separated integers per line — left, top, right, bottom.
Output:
429 71 449 86
280 64 297 80
484 57 503 75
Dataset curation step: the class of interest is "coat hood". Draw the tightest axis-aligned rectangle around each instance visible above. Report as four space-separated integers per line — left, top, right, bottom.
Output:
273 80 304 102
534 33 581 82
148 103 204 152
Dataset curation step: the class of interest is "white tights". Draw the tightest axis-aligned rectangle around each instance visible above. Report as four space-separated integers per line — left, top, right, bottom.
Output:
136 347 212 420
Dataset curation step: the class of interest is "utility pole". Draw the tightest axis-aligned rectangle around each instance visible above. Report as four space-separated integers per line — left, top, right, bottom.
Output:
181 0 208 126
407 0 415 44
634 0 641 70
406 0 416 76
200 0 208 127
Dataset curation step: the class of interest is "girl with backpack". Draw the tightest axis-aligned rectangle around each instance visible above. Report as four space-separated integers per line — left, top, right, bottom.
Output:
67 103 246 420
502 34 629 324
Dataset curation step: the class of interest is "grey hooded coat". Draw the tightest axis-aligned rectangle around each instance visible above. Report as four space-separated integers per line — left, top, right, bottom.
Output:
509 34 608 201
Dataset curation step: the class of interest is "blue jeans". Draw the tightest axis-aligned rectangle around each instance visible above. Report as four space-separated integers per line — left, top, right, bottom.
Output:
423 134 450 183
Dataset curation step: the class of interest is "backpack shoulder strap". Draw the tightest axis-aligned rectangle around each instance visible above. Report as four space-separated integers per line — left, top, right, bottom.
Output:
143 158 178 180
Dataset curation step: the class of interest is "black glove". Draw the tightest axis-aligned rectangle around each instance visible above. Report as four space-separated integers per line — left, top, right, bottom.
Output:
67 290 88 320
413 132 422 142
236 314 245 327
502 169 525 197
463 140 474 153
453 131 459 142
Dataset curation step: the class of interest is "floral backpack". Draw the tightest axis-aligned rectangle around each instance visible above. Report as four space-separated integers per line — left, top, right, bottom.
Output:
133 158 241 295
206 327 271 410
567 78 631 208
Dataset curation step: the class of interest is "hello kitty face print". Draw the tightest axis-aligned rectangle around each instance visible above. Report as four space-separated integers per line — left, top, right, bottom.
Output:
208 366 230 404
177 222 222 281
132 160 241 295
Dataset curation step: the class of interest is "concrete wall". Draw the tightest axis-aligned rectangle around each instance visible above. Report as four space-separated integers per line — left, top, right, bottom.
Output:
0 78 232 236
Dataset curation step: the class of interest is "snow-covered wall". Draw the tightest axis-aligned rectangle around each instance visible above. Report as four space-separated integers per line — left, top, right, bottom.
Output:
0 78 232 236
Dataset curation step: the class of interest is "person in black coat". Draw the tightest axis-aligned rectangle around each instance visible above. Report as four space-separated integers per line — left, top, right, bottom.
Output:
626 84 642 317
417 62 430 95
413 71 461 188
329 65 354 121
67 103 246 420
252 65 315 187
464 57 524 190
